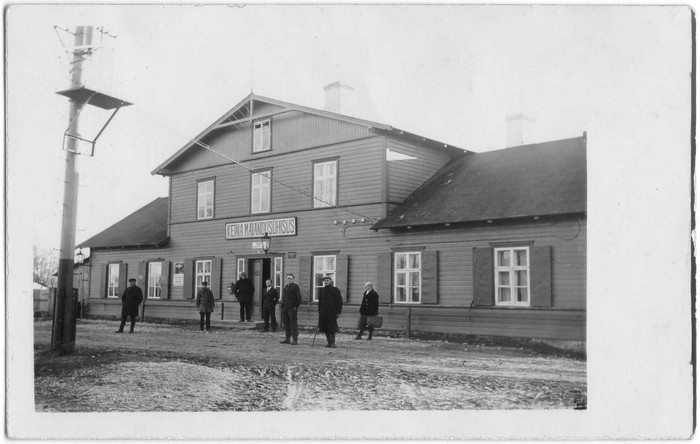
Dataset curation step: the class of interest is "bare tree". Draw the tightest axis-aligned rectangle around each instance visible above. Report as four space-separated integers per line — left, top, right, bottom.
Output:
33 245 58 288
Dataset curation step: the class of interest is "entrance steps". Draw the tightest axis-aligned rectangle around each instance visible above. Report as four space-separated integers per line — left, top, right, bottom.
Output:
208 319 265 330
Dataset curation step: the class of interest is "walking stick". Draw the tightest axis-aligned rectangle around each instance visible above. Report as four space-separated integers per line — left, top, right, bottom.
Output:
312 327 319 347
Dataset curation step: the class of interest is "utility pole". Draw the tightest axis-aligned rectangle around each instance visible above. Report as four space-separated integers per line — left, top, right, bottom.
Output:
51 26 88 354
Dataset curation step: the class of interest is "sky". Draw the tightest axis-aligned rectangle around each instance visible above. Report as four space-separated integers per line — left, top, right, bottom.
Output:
9 4 690 254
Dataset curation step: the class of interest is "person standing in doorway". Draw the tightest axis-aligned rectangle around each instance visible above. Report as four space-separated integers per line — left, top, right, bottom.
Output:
262 279 279 332
195 281 215 333
355 282 379 340
233 272 255 322
317 275 343 348
280 273 301 345
115 278 143 334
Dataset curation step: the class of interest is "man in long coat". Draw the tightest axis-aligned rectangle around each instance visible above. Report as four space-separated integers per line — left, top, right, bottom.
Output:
280 273 301 345
262 279 279 332
115 278 143 333
195 281 215 332
233 272 255 322
317 275 343 348
355 282 379 340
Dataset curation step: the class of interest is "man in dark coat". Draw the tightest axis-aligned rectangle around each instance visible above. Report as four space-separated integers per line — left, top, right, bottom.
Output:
233 272 255 322
262 279 279 332
115 278 143 333
317 275 343 348
355 282 379 340
280 273 301 345
195 281 215 332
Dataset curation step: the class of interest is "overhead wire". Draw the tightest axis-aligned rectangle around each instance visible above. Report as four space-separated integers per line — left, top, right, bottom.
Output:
133 105 376 223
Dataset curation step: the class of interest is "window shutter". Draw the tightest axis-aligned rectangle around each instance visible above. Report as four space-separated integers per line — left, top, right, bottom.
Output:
336 254 349 302
530 246 552 308
118 263 128 297
473 247 494 306
138 260 147 296
100 264 108 298
183 259 194 299
298 255 312 302
211 257 223 299
376 252 392 304
160 261 170 300
421 250 438 304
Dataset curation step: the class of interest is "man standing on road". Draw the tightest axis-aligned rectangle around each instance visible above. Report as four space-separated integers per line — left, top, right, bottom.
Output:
233 272 255 322
262 279 279 332
355 282 379 340
280 273 301 345
195 281 215 333
115 278 143 334
317 275 343 348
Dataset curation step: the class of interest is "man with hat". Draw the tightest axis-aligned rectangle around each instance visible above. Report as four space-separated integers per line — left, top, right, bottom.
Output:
195 281 215 333
317 274 343 348
115 278 143 333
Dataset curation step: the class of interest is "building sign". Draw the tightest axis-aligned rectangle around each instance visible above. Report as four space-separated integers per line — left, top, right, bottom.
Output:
225 217 296 240
173 262 184 287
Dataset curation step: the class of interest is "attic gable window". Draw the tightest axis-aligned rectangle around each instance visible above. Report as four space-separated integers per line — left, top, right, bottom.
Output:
253 119 271 153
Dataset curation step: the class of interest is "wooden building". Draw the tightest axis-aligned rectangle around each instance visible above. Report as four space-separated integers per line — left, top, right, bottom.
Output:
79 89 586 342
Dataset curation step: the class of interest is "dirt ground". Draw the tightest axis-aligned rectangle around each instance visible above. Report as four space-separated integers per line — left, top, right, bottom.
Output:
34 318 587 411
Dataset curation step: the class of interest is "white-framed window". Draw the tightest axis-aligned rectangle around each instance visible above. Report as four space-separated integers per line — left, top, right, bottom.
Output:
394 252 421 303
237 258 245 277
197 179 214 220
313 160 337 208
195 259 212 297
251 170 271 214
313 255 336 301
274 257 283 288
147 262 163 299
494 247 530 306
107 263 120 298
253 119 271 152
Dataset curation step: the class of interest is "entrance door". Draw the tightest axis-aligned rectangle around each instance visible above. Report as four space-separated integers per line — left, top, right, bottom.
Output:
249 258 271 320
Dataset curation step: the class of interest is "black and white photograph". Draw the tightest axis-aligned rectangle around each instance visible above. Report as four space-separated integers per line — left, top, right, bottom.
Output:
6 3 693 441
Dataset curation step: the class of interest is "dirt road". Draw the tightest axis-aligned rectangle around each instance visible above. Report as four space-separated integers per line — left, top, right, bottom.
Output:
34 319 586 411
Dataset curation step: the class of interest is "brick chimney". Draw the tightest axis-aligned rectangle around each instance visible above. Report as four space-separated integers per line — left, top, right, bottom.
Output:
506 113 536 147
324 81 356 116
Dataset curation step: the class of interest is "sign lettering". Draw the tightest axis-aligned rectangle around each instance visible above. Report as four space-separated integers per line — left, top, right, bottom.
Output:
226 217 296 240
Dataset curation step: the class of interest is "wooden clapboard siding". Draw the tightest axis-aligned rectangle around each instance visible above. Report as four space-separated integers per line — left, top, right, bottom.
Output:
295 304 584 340
169 136 386 224
166 110 372 175
387 139 453 203
87 213 585 340
85 248 172 316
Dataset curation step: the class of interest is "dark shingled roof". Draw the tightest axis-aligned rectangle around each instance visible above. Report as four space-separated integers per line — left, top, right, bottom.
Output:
78 197 169 249
372 135 587 230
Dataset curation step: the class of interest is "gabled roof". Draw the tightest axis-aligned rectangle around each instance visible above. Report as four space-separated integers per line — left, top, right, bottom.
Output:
78 197 169 249
151 93 467 175
372 135 587 230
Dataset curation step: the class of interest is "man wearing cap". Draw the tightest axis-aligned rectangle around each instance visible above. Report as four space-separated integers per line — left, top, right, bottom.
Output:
115 278 143 333
317 275 343 348
195 281 215 333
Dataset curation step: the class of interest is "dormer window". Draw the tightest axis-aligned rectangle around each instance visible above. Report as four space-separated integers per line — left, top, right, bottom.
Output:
253 119 271 153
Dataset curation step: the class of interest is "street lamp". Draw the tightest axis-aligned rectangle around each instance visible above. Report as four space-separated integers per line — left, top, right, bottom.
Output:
76 249 84 264
261 232 271 255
